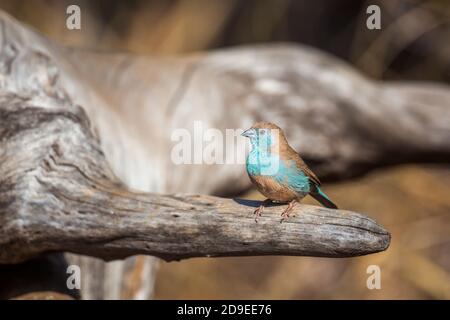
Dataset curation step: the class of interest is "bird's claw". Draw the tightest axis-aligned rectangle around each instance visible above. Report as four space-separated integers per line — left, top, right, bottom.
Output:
280 200 297 223
280 211 290 223
280 214 293 223
253 206 264 223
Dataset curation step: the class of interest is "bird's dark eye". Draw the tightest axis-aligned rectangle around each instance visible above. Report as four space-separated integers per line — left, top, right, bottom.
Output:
260 129 266 135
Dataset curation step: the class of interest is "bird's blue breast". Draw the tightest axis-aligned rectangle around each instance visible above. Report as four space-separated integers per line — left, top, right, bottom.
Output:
246 150 310 194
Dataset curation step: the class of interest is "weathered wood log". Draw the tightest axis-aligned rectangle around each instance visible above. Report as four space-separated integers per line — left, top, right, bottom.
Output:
2 9 449 298
0 95 389 264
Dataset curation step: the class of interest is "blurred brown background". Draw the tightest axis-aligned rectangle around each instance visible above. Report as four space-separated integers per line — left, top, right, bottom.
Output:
1 0 448 299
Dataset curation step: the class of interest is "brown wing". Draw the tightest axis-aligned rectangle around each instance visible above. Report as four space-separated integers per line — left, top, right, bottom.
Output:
283 144 321 186
301 163 321 186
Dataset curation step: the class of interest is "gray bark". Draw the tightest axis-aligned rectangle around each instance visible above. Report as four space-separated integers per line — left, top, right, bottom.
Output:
0 9 448 299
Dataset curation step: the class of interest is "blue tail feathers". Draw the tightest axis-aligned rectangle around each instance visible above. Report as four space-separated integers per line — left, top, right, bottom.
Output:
310 186 338 209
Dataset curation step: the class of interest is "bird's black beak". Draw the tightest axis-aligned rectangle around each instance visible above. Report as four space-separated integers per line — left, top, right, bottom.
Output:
241 128 256 138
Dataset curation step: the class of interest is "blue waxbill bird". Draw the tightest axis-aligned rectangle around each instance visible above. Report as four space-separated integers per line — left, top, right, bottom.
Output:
242 122 338 222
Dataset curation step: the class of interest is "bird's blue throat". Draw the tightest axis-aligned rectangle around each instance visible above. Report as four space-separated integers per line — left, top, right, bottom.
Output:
246 131 277 176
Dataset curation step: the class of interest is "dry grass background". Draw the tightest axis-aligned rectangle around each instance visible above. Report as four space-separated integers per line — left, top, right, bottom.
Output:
1 0 448 299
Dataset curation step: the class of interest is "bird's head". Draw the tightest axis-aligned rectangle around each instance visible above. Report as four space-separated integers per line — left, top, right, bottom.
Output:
241 122 286 152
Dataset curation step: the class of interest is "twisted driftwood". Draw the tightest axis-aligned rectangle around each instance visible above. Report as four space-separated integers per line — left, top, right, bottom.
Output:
1 9 449 298
0 94 389 264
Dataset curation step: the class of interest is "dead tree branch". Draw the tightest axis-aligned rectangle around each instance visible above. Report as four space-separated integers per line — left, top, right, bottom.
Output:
0 95 389 263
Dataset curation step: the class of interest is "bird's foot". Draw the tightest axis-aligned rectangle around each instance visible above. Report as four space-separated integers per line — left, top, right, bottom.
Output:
280 200 297 223
253 205 264 223
250 199 272 223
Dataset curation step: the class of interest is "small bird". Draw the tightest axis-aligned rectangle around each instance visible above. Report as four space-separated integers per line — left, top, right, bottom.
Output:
241 122 337 222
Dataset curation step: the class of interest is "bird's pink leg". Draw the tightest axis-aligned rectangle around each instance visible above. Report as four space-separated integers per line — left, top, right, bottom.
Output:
280 199 298 223
252 199 272 223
